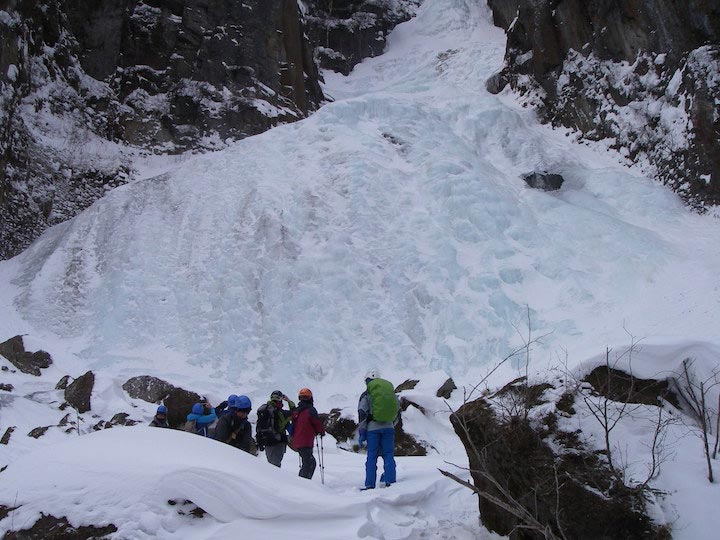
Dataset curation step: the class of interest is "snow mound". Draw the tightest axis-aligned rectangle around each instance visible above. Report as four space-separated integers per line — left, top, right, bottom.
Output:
0 427 480 539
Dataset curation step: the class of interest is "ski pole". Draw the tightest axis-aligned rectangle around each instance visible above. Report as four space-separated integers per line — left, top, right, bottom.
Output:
316 435 325 484
320 436 325 484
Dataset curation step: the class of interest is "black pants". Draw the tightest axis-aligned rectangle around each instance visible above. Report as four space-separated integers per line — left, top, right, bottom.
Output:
298 447 316 479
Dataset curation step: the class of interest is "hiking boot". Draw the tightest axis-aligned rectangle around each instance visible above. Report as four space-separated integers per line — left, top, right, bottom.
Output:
360 486 375 491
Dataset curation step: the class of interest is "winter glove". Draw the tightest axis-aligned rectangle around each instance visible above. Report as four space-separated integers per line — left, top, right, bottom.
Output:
358 429 367 448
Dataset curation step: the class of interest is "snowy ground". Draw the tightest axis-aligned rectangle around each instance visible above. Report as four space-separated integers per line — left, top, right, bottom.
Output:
1 0 720 537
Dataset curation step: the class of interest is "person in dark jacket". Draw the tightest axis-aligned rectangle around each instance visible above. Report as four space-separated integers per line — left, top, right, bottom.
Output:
257 390 296 467
214 395 256 455
290 388 325 479
186 402 217 436
149 405 170 428
214 394 238 418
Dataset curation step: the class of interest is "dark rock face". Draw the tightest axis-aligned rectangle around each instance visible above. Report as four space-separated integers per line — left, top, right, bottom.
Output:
3 514 117 540
122 375 200 427
64 370 95 413
0 383 13 392
584 366 680 408
320 408 358 443
0 0 324 260
522 171 564 192
395 379 419 393
451 397 661 539
394 414 427 456
1 426 15 445
304 1 420 76
436 377 456 399
487 0 720 209
55 375 71 390
122 375 175 403
28 426 51 439
0 336 52 376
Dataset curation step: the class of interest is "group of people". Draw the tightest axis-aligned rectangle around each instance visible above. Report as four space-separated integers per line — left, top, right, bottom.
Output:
149 370 400 489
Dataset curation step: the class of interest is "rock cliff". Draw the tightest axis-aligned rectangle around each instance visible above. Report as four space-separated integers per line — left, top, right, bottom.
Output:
487 0 720 209
1 0 418 260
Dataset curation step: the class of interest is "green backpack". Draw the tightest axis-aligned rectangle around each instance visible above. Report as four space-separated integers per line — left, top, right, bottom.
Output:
367 378 399 423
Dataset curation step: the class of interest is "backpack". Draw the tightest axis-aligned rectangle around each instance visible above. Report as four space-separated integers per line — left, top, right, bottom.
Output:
367 378 399 423
183 419 197 433
256 403 281 446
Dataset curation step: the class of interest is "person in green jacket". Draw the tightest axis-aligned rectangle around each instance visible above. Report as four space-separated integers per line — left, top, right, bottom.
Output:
256 390 296 467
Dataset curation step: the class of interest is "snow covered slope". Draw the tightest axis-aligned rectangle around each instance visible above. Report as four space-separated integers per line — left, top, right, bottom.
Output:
3 0 719 400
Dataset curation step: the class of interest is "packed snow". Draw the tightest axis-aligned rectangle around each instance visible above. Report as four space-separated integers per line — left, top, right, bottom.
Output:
1 0 720 538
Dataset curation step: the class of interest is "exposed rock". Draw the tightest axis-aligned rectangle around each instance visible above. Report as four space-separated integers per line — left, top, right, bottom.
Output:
0 383 13 392
584 366 680 408
3 514 117 540
1 426 15 445
394 414 427 456
320 408 358 443
28 426 50 439
0 336 53 376
164 387 202 428
109 412 137 426
55 375 71 390
64 371 94 413
0 0 325 260
400 396 426 414
304 1 420 75
395 379 419 392
58 413 72 426
450 393 663 539
122 375 174 403
522 171 564 192
122 375 200 428
487 0 720 208
168 499 207 519
436 378 456 399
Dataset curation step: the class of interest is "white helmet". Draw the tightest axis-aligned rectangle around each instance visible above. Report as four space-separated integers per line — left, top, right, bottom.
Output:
365 369 380 381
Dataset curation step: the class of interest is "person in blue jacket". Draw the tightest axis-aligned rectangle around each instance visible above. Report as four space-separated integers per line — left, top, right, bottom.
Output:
186 401 217 436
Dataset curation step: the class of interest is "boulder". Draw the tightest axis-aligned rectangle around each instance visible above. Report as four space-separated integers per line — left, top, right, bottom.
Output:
122 376 175 404
1 426 15 445
55 375 71 390
522 172 564 191
436 378 457 399
121 375 201 428
64 371 94 413
395 379 419 392
0 336 52 376
320 408 358 443
3 514 117 540
28 426 50 439
584 366 680 408
164 387 203 428
394 415 427 456
0 383 13 392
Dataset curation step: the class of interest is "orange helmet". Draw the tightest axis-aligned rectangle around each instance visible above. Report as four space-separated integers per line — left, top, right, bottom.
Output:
298 388 313 400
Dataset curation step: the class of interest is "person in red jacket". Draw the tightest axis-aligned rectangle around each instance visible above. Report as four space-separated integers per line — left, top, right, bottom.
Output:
290 387 325 479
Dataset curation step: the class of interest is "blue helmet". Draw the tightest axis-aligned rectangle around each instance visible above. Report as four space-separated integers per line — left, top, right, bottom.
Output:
232 395 252 410
227 394 238 404
157 405 168 415
191 403 204 415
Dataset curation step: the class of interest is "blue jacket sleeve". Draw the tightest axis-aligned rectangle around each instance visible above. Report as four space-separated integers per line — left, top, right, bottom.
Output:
189 409 217 425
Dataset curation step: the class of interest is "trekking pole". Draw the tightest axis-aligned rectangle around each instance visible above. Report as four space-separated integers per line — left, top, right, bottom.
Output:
320 436 325 484
316 435 325 485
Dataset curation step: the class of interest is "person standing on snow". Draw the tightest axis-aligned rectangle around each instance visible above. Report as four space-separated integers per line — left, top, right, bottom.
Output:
290 388 325 479
214 395 256 455
185 401 217 436
358 369 400 490
149 405 170 428
257 390 296 467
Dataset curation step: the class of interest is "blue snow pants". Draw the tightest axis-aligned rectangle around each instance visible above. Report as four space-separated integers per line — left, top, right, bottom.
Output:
365 428 396 488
